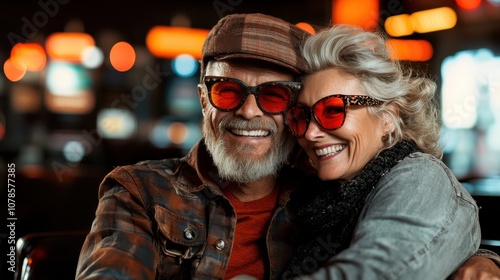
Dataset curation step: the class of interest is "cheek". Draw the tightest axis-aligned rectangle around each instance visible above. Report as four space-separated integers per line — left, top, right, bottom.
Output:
297 138 317 162
355 121 386 158
209 106 225 122
204 107 225 134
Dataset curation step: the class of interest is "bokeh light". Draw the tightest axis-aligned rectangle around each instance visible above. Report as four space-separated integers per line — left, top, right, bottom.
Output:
11 84 41 113
411 7 457 33
167 122 188 144
46 62 91 96
45 32 95 63
110 41 136 72
149 118 201 149
384 14 414 37
332 0 379 30
81 46 104 69
386 39 433 61
146 26 209 59
4 58 26 82
10 43 47 72
295 22 315 34
172 54 198 77
97 108 137 139
455 0 482 10
63 141 86 163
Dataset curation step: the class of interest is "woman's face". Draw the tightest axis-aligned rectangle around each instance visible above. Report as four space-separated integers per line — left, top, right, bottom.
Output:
297 68 390 181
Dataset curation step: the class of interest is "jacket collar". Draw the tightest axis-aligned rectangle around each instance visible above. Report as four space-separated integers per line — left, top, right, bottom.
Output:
182 139 307 204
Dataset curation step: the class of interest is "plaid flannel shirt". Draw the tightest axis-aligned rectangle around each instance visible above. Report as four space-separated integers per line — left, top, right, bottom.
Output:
76 140 305 279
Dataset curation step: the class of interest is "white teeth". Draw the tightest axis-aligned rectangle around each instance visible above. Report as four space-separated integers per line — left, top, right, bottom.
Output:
231 129 269 137
315 145 345 157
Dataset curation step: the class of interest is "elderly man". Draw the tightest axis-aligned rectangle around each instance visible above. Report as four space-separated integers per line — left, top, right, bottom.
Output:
76 13 500 279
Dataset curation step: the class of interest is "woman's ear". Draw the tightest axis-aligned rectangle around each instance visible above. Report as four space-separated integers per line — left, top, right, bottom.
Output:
197 84 209 117
382 103 398 134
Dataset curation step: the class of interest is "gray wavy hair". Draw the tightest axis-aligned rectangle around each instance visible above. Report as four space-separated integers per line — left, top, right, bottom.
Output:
302 24 443 159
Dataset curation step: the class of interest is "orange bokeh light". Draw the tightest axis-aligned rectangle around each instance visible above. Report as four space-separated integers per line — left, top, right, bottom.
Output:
295 22 316 34
332 0 379 30
110 42 136 72
11 43 47 72
384 14 414 37
411 7 457 33
45 32 95 63
387 39 433 61
146 26 209 59
4 58 26 82
455 0 482 10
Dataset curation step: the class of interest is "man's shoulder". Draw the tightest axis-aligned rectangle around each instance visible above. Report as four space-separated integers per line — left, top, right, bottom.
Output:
101 156 193 191
99 156 205 202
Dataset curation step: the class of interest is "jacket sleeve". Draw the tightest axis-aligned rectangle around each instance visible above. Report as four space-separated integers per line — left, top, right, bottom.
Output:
76 166 158 279
295 154 481 280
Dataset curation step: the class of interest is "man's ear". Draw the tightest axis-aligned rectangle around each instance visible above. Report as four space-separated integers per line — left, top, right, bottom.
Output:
197 84 209 117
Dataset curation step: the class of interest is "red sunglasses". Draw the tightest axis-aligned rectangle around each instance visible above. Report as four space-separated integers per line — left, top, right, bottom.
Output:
204 76 301 114
285 94 384 137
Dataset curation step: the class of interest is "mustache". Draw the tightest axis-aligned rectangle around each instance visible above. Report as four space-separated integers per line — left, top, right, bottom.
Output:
219 115 278 134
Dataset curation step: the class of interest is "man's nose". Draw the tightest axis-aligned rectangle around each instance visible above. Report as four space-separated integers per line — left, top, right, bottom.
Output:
234 94 264 119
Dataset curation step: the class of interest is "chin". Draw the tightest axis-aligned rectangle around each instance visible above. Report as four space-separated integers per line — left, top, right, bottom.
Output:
317 170 337 181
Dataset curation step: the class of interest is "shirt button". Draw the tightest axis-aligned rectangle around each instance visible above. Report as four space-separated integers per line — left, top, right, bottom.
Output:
215 239 225 250
184 228 194 240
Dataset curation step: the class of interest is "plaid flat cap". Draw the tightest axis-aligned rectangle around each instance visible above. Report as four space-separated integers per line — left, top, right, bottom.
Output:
202 13 311 75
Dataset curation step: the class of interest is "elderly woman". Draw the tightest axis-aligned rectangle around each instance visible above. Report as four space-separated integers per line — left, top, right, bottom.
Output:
281 24 481 279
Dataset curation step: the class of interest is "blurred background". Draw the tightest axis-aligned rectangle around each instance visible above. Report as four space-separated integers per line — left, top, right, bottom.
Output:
1 0 499 278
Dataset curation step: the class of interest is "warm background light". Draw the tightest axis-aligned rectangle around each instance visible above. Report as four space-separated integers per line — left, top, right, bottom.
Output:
11 84 41 113
384 14 414 37
167 122 188 144
4 58 26 82
10 43 47 72
146 26 209 59
295 22 316 34
97 108 137 139
455 0 482 10
386 39 433 61
109 41 136 72
411 7 457 33
45 32 95 63
45 89 95 114
332 0 379 30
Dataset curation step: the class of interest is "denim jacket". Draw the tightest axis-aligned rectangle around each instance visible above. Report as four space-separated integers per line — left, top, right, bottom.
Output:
76 140 303 280
296 152 481 280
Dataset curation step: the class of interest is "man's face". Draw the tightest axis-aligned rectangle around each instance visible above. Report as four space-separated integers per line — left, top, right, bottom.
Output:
198 60 297 184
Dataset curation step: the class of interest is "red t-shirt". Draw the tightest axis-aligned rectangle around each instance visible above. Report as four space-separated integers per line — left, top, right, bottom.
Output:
222 186 279 280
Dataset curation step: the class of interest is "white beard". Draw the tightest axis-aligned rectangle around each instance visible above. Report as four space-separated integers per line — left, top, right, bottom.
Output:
203 114 295 184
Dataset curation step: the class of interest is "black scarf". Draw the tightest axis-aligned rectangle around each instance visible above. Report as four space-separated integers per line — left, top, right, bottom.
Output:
282 140 420 278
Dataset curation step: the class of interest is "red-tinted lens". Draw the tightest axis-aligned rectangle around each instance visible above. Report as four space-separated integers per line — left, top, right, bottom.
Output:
314 96 345 130
210 81 244 110
258 85 292 113
286 107 308 137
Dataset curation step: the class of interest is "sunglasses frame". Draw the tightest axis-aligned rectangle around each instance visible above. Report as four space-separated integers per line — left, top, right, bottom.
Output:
204 76 302 115
285 94 384 137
